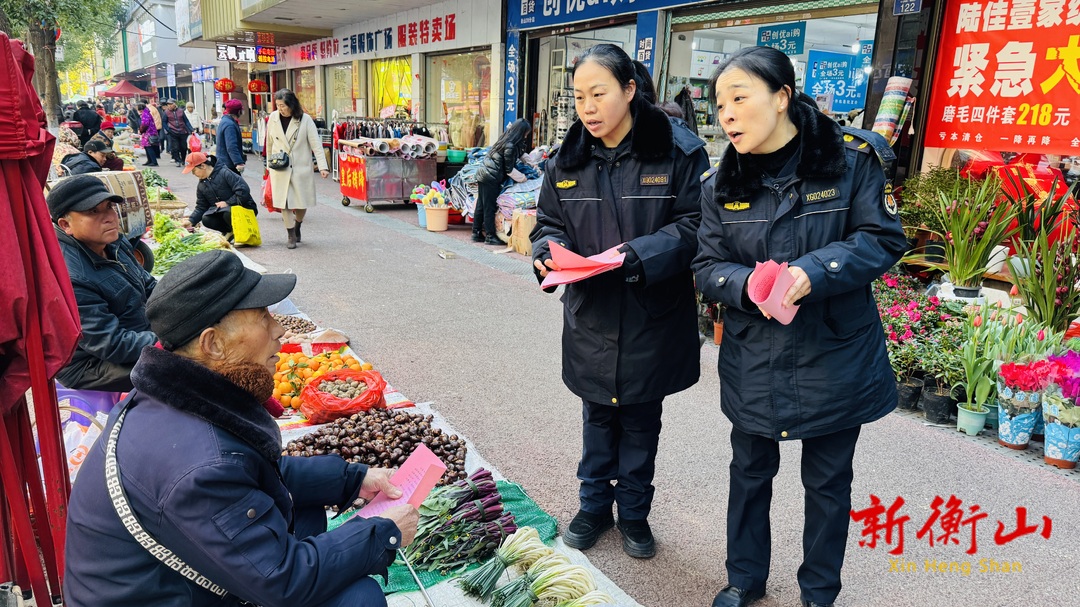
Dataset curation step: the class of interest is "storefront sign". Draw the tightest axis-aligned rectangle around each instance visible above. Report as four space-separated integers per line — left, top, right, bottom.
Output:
757 21 805 56
256 46 278 64
286 0 495 66
505 30 521 124
635 11 659 75
192 65 215 83
805 50 868 114
514 0 679 29
217 44 256 63
893 0 923 16
925 0 1080 154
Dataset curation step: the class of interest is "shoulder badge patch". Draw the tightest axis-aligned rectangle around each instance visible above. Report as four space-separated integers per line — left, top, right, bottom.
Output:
555 180 577 189
700 162 720 183
640 174 670 186
884 182 898 217
723 201 751 211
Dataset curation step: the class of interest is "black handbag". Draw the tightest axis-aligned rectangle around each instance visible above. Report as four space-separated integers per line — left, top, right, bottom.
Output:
268 119 300 171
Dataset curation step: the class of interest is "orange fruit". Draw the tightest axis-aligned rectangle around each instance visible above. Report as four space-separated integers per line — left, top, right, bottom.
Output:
277 381 292 394
349 363 361 371
361 362 373 371
280 394 292 407
302 368 314 379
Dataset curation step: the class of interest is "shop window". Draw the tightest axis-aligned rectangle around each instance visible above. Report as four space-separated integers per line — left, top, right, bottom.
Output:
427 50 491 148
327 64 356 117
372 57 413 118
294 68 318 115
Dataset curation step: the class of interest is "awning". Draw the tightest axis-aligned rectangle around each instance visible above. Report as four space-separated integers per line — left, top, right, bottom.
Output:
100 80 151 98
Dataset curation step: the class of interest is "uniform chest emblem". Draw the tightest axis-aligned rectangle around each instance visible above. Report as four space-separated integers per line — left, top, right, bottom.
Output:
804 188 840 203
556 180 577 189
724 201 751 211
640 174 670 186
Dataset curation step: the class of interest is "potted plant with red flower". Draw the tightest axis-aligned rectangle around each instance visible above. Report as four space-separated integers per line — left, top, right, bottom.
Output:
997 357 1058 449
957 310 995 435
1042 351 1080 468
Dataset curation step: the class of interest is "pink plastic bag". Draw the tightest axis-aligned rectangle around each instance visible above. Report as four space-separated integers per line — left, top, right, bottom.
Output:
188 133 202 152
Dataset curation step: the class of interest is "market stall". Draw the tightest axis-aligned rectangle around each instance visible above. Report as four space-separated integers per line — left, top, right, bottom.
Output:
333 116 441 211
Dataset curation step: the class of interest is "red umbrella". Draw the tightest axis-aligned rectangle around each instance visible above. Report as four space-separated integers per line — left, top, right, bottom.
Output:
0 32 81 602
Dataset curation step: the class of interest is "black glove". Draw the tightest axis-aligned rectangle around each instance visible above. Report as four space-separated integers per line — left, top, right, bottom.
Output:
534 255 558 293
619 244 643 285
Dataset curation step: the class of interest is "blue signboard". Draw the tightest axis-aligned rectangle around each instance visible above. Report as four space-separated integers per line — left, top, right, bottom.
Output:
756 21 805 56
504 30 521 126
635 11 659 76
514 0 680 29
893 0 923 16
804 50 868 114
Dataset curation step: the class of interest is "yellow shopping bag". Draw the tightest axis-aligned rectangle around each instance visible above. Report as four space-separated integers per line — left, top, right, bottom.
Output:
231 205 262 246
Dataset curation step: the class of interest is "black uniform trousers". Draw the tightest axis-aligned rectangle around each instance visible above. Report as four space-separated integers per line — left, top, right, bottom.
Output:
726 424 861 605
473 179 501 237
578 398 663 521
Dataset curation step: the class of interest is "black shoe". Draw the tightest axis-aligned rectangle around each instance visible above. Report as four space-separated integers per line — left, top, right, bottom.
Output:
471 232 485 242
712 585 765 607
562 510 614 550
801 601 833 607
143 162 158 167
286 227 297 249
484 236 503 246
616 518 655 559
295 221 302 242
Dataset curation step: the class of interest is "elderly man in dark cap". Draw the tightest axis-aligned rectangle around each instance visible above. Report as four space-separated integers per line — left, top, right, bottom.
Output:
64 250 419 607
49 175 157 391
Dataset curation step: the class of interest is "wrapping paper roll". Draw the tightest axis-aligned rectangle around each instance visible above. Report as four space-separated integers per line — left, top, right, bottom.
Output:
402 134 438 156
355 137 391 154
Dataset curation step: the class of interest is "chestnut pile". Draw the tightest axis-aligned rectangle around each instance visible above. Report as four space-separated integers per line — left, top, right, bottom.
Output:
272 313 317 334
283 409 468 485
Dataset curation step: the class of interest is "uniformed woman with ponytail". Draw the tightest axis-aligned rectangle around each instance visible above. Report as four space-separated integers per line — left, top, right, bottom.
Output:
693 46 908 607
530 43 710 560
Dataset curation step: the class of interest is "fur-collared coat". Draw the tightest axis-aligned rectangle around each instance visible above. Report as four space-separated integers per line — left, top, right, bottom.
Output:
530 102 710 406
265 112 328 210
64 347 400 606
692 93 908 440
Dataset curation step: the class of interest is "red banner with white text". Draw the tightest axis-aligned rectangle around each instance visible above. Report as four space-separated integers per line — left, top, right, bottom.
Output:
925 0 1080 155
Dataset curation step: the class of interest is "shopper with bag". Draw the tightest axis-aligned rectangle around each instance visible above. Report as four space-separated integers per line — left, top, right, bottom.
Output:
183 152 259 245
530 44 709 559
163 99 194 166
265 88 329 249
692 47 907 607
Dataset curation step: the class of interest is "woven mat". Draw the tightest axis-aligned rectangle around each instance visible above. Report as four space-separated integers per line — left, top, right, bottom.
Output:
328 481 556 595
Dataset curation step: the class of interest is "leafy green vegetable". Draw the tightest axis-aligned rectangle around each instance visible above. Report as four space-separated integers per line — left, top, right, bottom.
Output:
141 168 169 188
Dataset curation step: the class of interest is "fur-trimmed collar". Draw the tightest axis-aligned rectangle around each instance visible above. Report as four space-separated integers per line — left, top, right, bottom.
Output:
714 93 848 201
556 102 675 170
130 347 283 462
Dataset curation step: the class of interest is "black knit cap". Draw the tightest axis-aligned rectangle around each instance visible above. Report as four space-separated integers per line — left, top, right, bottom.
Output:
146 250 296 349
46 175 122 222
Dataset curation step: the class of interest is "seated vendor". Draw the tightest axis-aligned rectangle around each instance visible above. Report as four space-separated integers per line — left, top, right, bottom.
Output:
61 140 111 175
49 175 157 392
64 250 418 607
185 151 258 241
88 120 125 171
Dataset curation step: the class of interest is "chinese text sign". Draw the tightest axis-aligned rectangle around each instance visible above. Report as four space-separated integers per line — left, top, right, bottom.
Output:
757 22 806 56
925 0 1080 154
805 50 869 113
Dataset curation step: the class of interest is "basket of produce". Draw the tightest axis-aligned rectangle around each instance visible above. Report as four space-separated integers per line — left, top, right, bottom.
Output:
299 369 387 423
150 213 231 277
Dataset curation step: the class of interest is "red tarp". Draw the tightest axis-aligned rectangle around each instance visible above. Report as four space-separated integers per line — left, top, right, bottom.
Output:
99 79 148 98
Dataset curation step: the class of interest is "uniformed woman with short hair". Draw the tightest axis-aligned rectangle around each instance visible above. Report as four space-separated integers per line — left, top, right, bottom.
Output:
693 46 908 607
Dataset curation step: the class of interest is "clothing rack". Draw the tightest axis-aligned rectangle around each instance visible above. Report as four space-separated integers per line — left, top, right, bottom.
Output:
331 114 448 180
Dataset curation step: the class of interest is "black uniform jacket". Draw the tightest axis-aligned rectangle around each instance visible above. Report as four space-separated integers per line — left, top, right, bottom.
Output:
693 95 908 440
531 103 710 406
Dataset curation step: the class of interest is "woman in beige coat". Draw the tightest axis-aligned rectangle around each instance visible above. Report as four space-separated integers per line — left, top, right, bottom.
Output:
266 89 329 248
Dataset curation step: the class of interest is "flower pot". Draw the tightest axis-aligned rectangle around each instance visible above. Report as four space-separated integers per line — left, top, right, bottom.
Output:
984 401 1000 430
923 240 946 263
416 203 427 227
951 284 983 299
986 245 1009 274
1006 255 1029 278
920 389 954 424
896 378 923 410
1042 420 1080 469
956 405 989 436
997 387 1041 450
713 320 724 346
1033 407 1045 442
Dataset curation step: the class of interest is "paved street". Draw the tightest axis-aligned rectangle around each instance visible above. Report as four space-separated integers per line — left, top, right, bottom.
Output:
156 158 1080 607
